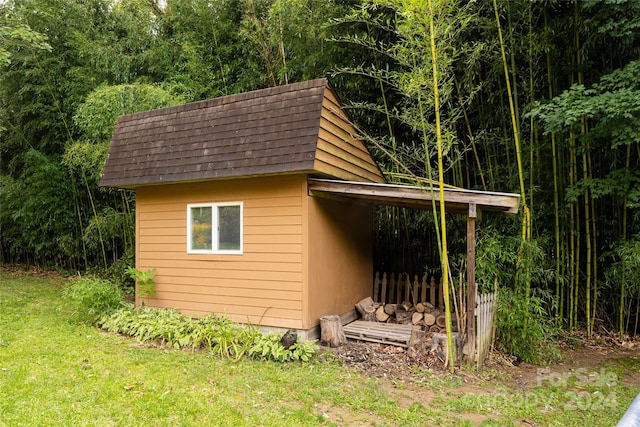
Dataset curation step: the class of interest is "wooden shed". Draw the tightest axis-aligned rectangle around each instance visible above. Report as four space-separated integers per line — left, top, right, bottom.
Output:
100 78 385 338
101 78 520 341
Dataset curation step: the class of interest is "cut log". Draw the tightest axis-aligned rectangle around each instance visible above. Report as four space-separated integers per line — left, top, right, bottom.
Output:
415 302 425 313
320 315 347 348
408 329 427 357
411 312 423 324
384 303 396 316
436 314 447 328
423 312 436 326
400 300 412 311
355 297 375 318
431 332 459 358
395 307 414 324
363 305 376 322
375 306 390 322
429 325 440 333
425 302 435 310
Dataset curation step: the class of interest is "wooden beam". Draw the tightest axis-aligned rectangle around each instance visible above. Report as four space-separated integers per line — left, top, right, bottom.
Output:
308 179 520 215
467 203 477 364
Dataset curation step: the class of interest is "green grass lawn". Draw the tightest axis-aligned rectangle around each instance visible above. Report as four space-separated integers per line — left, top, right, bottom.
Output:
1 270 638 426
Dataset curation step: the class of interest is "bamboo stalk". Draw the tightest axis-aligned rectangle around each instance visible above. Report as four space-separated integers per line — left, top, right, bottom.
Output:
528 1 535 225
620 143 631 339
574 205 581 329
582 127 592 337
569 128 577 329
574 0 592 338
81 169 107 268
455 79 487 191
428 0 455 372
493 0 530 297
544 9 562 321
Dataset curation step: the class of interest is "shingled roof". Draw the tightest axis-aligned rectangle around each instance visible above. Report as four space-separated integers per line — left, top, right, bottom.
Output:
100 78 384 188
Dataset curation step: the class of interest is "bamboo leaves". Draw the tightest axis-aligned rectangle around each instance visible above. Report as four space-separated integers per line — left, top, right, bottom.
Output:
337 0 481 369
0 23 52 66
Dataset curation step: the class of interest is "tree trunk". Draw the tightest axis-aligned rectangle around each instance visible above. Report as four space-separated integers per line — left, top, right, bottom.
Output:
320 315 347 348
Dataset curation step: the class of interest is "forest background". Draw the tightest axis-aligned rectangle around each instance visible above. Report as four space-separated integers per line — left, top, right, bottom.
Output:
1 0 639 360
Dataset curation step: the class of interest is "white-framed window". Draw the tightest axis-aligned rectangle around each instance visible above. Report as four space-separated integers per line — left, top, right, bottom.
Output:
187 202 243 254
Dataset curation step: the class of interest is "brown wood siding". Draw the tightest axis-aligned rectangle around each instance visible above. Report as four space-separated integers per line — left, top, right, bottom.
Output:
135 175 306 329
305 196 374 329
313 88 384 183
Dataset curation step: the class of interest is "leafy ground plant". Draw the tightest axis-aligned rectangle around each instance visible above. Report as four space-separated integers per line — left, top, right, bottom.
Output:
98 305 316 363
64 276 123 323
125 266 156 296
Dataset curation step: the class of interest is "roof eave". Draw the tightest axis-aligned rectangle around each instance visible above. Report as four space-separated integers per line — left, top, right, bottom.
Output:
307 178 520 215
99 168 322 189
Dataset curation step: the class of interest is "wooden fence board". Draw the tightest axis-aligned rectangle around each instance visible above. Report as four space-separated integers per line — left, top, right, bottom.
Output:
476 291 497 369
373 272 443 308
420 274 427 302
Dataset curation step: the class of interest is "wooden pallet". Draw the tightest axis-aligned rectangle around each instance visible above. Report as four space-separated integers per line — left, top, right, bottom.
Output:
343 321 417 348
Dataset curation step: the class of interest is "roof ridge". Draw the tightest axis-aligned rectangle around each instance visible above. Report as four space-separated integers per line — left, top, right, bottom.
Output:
117 78 329 123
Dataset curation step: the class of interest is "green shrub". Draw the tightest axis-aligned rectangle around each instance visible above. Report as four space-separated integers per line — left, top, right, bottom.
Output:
103 248 135 295
249 333 316 362
64 277 124 323
98 306 317 362
495 287 560 364
126 267 156 297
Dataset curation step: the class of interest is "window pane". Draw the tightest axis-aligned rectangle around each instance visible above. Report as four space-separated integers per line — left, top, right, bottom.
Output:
191 206 212 250
218 205 240 250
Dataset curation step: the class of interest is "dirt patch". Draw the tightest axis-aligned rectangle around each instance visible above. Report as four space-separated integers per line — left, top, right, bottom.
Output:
323 333 640 393
319 336 640 426
324 341 444 382
1 265 69 280
491 335 640 391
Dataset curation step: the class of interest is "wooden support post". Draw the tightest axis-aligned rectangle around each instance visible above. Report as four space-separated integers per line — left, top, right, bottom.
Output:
467 203 477 363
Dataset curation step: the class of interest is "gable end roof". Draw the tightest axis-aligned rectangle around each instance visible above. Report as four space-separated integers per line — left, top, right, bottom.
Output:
100 79 384 188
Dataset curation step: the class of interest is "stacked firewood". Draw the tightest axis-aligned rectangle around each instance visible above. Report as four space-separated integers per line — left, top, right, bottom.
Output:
355 297 455 334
